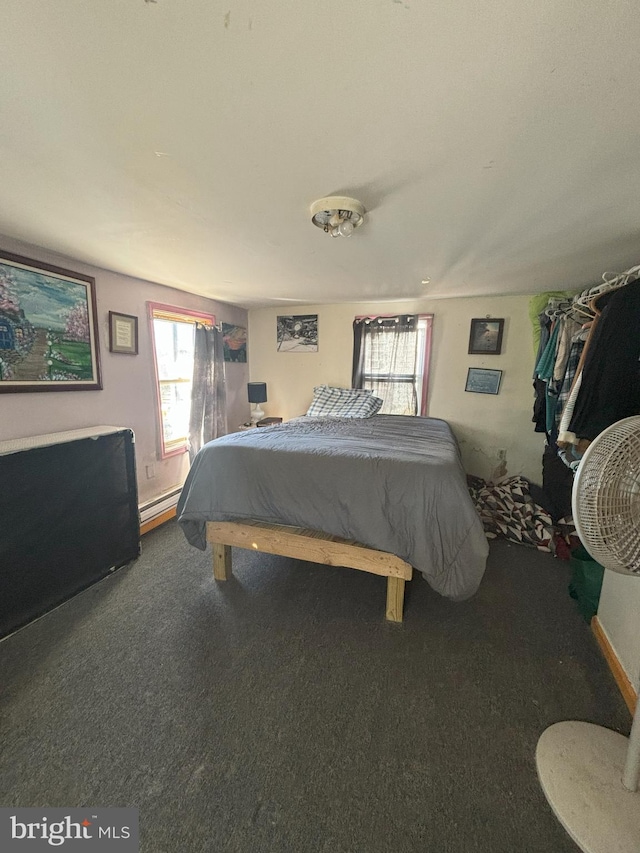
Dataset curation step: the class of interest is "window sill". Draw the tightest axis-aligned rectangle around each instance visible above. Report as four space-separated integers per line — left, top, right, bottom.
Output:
159 444 189 460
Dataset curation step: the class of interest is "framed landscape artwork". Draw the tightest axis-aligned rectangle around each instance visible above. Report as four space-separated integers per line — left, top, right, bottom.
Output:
0 251 102 392
468 318 505 355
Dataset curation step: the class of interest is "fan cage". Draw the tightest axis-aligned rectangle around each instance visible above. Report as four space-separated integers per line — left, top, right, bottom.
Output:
572 416 640 575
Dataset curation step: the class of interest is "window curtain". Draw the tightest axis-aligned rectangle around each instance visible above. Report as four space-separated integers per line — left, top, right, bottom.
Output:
352 319 365 388
188 324 227 461
353 315 419 415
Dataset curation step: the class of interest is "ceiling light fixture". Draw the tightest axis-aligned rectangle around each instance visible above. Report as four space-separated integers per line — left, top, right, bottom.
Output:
310 196 365 238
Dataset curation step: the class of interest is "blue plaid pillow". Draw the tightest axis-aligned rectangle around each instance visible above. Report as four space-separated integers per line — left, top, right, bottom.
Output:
306 386 383 418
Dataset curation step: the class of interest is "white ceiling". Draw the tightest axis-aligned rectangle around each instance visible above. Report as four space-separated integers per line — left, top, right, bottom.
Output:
1 1 640 308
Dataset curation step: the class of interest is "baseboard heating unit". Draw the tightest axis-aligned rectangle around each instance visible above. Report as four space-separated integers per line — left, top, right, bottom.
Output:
139 488 181 525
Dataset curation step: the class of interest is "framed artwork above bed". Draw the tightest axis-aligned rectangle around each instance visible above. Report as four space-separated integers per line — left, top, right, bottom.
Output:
277 314 318 352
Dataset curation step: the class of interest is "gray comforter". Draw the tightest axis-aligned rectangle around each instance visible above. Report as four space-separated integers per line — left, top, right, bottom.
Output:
177 415 489 600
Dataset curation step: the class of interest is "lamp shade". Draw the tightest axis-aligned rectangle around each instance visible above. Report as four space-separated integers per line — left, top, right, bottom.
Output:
248 382 267 404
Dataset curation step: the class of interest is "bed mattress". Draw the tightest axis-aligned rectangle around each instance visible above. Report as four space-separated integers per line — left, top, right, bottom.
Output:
177 415 489 600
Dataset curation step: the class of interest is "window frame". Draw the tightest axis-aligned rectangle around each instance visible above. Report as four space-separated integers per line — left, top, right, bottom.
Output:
148 302 216 459
355 313 433 416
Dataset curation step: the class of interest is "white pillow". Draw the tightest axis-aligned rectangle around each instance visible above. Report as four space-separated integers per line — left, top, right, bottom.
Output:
306 386 383 418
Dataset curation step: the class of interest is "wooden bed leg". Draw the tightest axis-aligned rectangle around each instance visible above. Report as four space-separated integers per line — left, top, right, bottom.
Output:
385 576 405 623
213 543 232 581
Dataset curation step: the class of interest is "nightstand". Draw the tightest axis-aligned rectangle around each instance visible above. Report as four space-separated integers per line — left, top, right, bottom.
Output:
238 423 256 431
257 417 283 427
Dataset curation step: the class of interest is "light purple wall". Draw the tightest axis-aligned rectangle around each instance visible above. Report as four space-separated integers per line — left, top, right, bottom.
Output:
0 236 249 504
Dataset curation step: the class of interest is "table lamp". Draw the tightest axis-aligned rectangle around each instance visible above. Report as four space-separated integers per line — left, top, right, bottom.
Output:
248 382 267 426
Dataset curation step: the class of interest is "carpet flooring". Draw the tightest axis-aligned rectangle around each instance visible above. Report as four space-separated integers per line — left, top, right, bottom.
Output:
0 521 630 852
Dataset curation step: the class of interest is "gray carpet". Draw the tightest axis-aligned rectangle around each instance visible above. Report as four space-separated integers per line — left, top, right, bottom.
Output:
0 522 629 852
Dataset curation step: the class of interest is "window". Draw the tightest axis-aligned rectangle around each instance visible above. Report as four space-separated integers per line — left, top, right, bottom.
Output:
149 303 215 457
353 314 433 416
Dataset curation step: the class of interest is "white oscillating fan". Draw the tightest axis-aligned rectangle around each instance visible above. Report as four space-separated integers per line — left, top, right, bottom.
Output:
536 415 640 853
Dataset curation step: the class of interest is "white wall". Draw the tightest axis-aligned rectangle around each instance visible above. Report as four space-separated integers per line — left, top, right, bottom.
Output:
0 236 249 504
248 294 544 483
598 574 640 693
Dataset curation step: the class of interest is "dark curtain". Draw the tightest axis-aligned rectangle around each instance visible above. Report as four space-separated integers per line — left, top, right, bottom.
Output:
188 324 227 462
352 319 365 388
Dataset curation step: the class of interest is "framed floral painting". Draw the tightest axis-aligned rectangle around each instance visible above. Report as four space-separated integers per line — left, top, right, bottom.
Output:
0 251 102 391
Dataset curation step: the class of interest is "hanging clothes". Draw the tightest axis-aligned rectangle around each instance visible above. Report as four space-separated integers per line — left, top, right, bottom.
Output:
535 320 561 381
534 320 564 436
557 371 583 446
553 316 582 384
533 311 552 375
531 295 583 439
532 378 548 433
555 329 588 433
532 266 640 490
568 279 640 440
528 291 574 358
531 310 553 434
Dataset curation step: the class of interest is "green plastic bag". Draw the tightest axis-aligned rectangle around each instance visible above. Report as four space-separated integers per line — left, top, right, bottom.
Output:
568 546 605 622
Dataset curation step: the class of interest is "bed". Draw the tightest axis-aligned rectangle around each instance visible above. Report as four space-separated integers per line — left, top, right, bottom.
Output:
177 415 489 621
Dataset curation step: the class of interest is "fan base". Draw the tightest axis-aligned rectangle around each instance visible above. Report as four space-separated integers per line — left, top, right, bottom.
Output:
536 721 640 853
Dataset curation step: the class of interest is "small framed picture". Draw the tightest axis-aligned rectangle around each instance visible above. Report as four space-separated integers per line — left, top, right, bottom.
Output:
468 318 504 355
109 311 138 355
222 322 247 362
465 367 503 395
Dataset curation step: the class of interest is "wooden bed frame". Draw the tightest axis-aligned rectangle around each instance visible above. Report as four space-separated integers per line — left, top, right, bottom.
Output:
206 520 413 622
